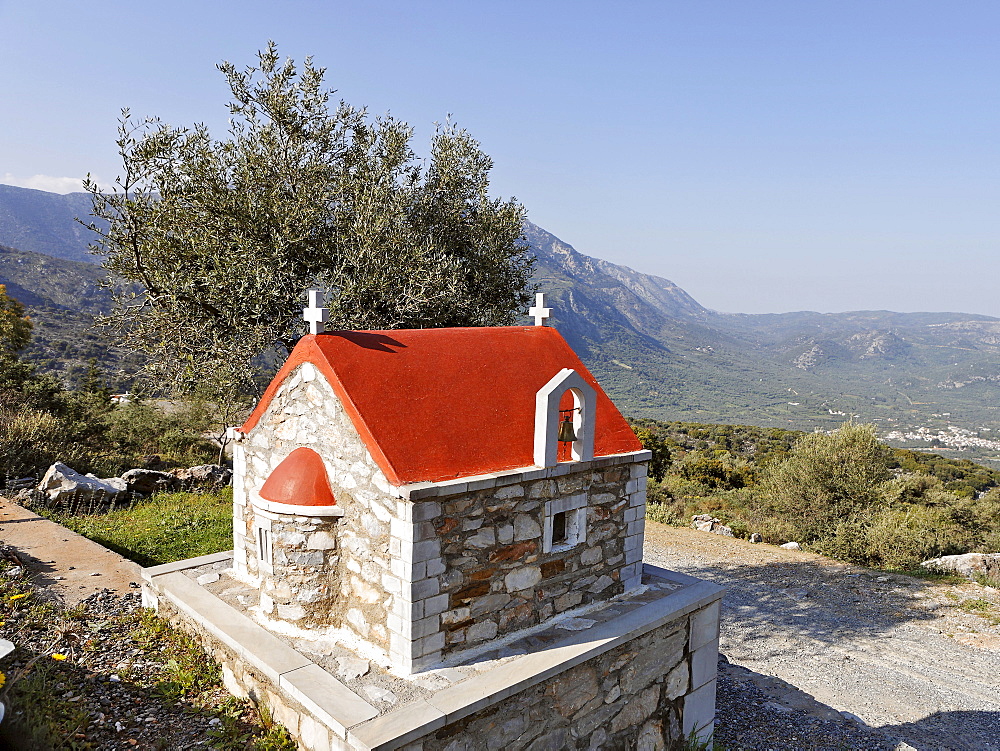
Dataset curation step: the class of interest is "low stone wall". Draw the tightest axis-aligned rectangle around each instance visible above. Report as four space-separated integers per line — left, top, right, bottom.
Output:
143 559 722 751
423 619 690 749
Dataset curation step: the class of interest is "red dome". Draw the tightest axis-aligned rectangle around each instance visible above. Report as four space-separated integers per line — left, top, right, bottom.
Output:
259 448 336 507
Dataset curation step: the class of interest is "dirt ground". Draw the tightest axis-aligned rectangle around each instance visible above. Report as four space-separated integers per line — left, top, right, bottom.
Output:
645 523 1000 750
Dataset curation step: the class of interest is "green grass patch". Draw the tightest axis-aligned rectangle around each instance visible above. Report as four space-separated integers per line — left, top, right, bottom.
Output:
53 489 233 567
958 598 993 614
893 567 967 584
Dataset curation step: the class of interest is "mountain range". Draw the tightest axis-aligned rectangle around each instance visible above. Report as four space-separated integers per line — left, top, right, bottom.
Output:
3 183 1000 456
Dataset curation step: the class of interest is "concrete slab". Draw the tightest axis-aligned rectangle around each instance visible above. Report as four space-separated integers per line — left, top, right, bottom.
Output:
0 497 141 604
142 550 234 581
347 699 446 751
152 570 311 683
280 664 378 739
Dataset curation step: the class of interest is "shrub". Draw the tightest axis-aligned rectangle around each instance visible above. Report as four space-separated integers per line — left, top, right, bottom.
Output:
759 422 893 543
815 503 975 570
0 408 97 479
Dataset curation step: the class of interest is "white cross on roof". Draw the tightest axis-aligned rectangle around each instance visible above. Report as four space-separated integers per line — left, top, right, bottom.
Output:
529 292 552 327
303 288 329 335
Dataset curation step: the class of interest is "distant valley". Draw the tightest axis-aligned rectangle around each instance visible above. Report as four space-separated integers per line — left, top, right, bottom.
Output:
3 184 1000 463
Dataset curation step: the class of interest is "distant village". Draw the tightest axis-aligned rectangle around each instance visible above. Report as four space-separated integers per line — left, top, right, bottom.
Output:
883 424 1000 452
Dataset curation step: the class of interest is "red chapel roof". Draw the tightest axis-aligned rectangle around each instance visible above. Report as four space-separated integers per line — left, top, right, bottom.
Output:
241 326 642 486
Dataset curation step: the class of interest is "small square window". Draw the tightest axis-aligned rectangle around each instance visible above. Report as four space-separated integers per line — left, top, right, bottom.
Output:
543 494 588 553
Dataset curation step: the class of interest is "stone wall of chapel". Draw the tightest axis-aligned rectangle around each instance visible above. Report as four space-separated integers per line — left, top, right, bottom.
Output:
418 461 648 658
235 363 401 653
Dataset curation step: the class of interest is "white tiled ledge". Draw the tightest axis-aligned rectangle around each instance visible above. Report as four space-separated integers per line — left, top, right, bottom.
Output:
393 449 653 500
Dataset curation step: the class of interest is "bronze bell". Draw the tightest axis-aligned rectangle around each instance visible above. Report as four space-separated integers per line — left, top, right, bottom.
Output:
557 417 578 443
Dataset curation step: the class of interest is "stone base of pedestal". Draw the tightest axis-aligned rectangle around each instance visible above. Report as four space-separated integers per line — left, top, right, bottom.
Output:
142 555 722 751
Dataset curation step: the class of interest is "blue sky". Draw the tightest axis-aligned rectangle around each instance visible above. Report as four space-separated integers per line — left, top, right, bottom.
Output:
2 1 998 316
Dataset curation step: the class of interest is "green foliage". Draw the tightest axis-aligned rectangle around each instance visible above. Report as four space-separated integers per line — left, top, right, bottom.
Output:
639 417 1000 570
0 390 220 481
677 452 753 490
632 426 671 481
0 408 97 479
132 609 221 701
0 659 91 749
99 397 219 468
0 552 293 750
0 284 32 355
759 422 893 542
55 488 233 566
87 42 533 399
132 611 298 750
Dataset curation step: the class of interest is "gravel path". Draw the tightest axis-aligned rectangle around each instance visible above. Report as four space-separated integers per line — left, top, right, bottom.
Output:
0 498 141 603
644 524 1000 751
0 542 289 750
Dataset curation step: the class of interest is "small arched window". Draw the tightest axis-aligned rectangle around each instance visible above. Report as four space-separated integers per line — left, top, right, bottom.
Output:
534 368 596 467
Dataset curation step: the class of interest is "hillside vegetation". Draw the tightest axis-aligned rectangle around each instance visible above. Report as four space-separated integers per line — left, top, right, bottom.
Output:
6 185 1000 444
0 243 136 388
634 418 1000 572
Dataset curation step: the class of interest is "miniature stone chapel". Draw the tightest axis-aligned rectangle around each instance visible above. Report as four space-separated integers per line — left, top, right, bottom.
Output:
143 291 722 749
229 292 650 673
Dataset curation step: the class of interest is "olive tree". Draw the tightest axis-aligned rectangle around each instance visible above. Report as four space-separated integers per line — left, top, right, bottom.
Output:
85 42 533 398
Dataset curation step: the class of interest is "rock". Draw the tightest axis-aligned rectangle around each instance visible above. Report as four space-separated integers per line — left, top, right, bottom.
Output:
691 514 735 537
196 572 220 586
172 464 232 487
557 617 596 631
548 666 599 718
749 533 763 543
780 542 801 550
277 603 306 620
121 469 178 495
504 566 542 592
636 719 666 751
467 620 499 642
336 656 370 681
362 685 397 704
87 474 128 492
39 463 126 503
513 514 542 541
921 553 1000 583
6 477 35 491
589 575 615 593
306 531 337 550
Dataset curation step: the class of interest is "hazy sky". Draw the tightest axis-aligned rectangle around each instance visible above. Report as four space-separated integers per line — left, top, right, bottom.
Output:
2 1 998 316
